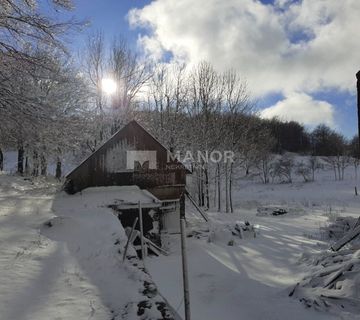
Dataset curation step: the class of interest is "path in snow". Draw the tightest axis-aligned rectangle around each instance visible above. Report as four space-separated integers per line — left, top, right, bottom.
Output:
0 175 111 320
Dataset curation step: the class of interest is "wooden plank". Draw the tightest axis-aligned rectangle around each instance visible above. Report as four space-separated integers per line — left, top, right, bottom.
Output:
146 243 160 256
353 216 360 229
122 217 138 261
331 225 360 251
323 263 353 288
185 188 209 222
139 201 146 260
288 283 299 297
144 236 169 256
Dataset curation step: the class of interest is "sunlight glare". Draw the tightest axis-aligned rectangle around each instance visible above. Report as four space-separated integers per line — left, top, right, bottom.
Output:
101 78 117 95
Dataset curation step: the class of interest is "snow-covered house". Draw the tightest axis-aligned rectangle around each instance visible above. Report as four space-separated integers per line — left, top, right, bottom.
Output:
64 120 189 233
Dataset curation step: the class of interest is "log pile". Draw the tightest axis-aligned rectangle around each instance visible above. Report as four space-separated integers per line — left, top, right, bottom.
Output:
290 249 360 314
290 217 360 316
256 205 306 217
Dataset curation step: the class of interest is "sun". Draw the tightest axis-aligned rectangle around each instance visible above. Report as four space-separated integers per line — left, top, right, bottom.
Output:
101 78 117 95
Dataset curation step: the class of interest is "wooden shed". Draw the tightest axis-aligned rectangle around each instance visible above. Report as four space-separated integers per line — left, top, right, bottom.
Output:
64 120 190 233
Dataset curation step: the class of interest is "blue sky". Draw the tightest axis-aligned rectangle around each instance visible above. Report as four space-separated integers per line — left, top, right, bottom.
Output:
44 0 148 50
48 0 359 138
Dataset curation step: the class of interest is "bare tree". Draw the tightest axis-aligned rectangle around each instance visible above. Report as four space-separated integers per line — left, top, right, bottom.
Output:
0 0 84 174
272 153 295 183
0 0 81 60
0 0 82 117
0 147 3 171
308 155 321 181
257 152 275 184
351 157 360 180
3 49 92 176
221 70 253 212
142 64 188 152
109 38 150 131
323 155 350 181
86 31 105 113
187 62 221 209
295 161 312 182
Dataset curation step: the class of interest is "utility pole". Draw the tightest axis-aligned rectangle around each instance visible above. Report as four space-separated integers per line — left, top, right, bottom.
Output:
357 71 360 158
180 218 191 320
138 201 146 260
179 191 191 320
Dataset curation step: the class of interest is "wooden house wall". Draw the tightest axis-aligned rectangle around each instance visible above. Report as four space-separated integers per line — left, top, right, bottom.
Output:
66 121 187 193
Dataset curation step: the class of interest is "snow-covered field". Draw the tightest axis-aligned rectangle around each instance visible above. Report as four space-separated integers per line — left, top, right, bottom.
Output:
1 163 360 320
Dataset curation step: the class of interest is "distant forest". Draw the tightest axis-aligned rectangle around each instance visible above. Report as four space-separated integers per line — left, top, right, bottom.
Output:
254 118 358 157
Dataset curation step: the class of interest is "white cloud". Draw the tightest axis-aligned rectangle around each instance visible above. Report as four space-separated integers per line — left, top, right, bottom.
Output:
260 92 335 127
128 0 360 97
136 35 164 61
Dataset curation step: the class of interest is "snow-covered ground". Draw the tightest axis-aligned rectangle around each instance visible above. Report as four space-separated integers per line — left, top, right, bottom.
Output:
1 162 360 320
0 174 176 320
147 166 360 320
147 212 341 320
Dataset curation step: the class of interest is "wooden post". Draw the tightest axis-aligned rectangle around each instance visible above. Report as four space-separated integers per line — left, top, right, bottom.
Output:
180 218 191 320
356 71 360 158
138 201 146 260
356 71 360 195
180 192 185 219
123 217 138 262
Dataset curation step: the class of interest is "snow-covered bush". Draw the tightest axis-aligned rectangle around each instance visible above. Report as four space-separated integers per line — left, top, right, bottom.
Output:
295 161 312 182
272 153 295 183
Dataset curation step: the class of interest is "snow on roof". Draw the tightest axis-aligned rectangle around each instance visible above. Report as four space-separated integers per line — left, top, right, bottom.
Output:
81 185 161 209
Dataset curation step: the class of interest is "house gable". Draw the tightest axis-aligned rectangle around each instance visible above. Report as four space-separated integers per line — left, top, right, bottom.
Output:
65 120 188 193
